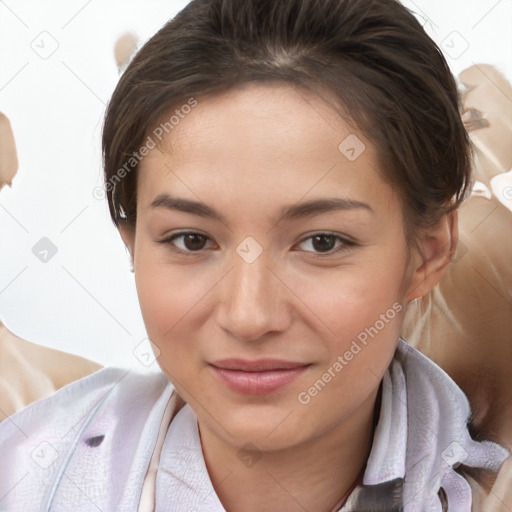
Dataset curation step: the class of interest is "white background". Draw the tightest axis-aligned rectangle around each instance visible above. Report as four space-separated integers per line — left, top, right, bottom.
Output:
0 0 511 368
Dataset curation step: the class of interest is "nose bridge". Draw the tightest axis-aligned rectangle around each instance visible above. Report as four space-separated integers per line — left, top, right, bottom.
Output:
233 252 269 302
218 248 287 340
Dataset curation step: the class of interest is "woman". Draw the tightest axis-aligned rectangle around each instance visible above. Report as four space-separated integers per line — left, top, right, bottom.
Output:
0 0 508 510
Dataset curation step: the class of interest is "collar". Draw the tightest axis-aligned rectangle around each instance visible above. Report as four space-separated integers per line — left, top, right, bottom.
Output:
138 339 510 512
340 338 509 511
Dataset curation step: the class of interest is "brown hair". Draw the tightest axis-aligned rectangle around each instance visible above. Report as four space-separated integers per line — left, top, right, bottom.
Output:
102 0 473 244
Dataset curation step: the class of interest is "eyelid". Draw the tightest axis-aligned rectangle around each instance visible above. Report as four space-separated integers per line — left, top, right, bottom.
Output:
158 230 356 256
294 231 356 255
157 231 215 254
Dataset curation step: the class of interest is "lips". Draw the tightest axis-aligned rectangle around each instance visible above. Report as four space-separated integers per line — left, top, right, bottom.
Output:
209 359 310 395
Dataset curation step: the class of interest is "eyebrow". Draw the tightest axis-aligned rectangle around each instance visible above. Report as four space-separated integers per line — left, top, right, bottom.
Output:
149 193 374 224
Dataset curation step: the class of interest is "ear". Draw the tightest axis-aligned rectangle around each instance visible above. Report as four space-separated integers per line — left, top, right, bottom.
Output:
118 222 136 264
405 210 458 302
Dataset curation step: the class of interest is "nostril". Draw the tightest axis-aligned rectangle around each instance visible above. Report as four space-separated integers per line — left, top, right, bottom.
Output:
85 435 105 448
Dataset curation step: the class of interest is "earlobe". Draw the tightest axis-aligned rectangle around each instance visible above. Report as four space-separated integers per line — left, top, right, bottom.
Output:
405 210 459 302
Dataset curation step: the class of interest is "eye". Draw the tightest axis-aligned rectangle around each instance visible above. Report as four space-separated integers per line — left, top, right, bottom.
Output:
158 231 214 254
296 233 354 255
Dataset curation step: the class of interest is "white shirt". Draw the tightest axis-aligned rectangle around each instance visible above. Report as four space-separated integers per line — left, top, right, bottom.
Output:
0 339 508 511
155 405 226 511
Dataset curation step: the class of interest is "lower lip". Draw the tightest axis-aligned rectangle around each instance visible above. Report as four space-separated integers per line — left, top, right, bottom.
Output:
210 366 309 395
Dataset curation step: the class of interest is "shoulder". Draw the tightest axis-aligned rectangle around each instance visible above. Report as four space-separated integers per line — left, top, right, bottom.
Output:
0 366 173 511
394 339 510 509
0 365 169 436
0 322 102 418
347 340 510 510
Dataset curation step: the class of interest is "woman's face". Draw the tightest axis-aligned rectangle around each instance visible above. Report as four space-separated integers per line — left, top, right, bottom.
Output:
127 83 415 451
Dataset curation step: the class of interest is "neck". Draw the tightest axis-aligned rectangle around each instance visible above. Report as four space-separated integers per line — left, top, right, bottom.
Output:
199 385 381 512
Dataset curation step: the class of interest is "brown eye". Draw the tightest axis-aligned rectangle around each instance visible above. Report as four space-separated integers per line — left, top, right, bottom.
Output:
311 234 337 252
181 233 208 251
159 232 213 253
297 233 354 255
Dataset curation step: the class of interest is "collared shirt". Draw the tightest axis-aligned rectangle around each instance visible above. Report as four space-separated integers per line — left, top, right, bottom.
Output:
147 340 509 511
0 339 508 511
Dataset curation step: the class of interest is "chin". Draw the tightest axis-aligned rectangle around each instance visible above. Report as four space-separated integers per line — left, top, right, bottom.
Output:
201 399 313 451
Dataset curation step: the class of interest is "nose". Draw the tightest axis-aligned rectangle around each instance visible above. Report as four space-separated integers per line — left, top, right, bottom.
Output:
216 252 291 342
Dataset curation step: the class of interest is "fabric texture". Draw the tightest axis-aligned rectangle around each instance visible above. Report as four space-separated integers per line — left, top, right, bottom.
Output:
0 339 508 512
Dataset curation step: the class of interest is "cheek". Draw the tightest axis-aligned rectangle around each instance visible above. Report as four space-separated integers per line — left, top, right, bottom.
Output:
133 244 209 346
290 255 408 426
291 251 408 342
133 254 214 397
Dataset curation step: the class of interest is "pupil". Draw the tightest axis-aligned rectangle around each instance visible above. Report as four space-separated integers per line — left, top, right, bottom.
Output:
185 234 206 251
313 235 335 252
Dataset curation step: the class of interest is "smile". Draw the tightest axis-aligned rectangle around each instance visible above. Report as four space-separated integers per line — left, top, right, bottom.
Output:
209 359 310 395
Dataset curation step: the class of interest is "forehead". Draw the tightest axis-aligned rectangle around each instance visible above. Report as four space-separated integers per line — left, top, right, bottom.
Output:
137 83 396 214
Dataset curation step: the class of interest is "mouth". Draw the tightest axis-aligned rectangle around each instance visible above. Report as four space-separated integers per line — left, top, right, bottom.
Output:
209 359 311 395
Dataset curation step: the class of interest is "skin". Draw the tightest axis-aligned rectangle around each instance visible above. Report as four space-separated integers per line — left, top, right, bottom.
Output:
0 112 18 188
120 82 456 511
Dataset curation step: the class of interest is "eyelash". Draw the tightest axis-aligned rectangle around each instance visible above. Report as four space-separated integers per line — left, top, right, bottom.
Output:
157 231 356 257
